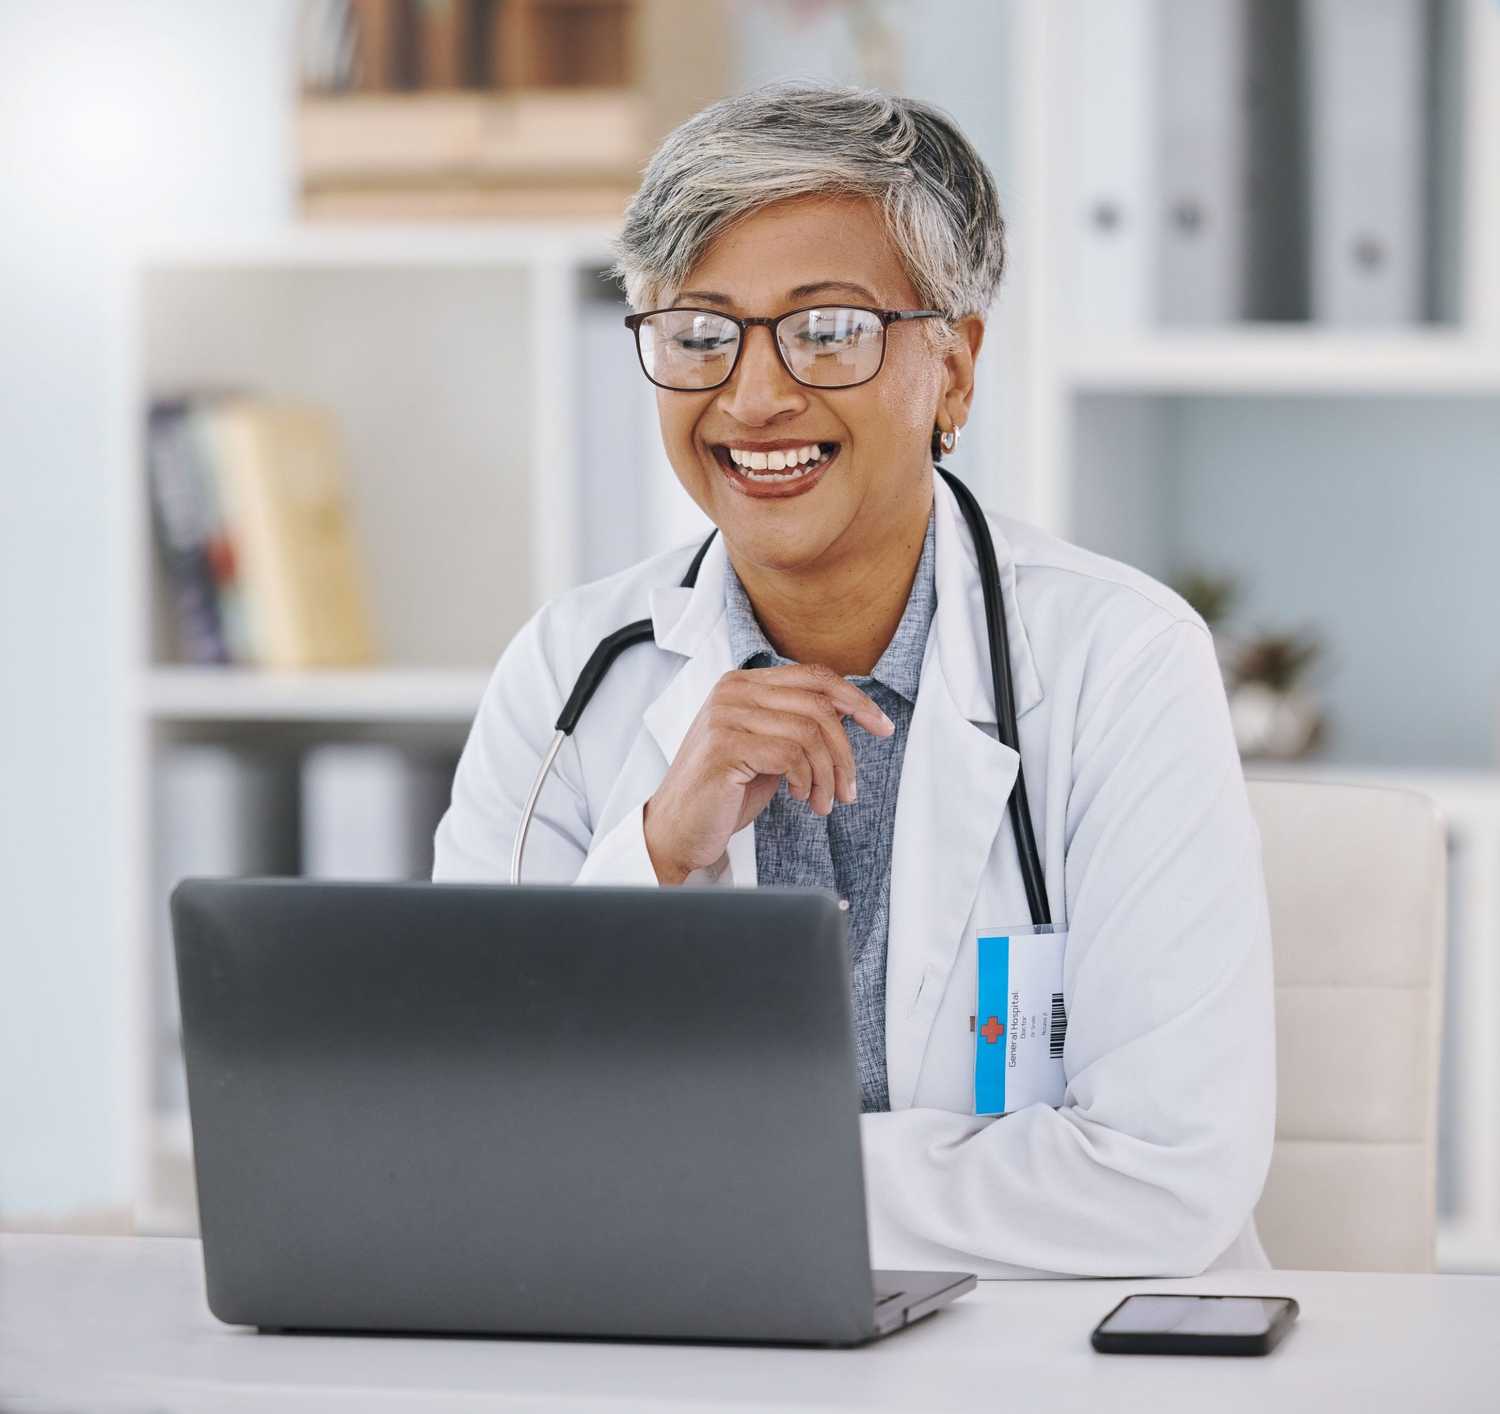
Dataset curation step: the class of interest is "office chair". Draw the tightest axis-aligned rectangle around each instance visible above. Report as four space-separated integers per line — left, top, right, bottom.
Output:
1247 778 1447 1272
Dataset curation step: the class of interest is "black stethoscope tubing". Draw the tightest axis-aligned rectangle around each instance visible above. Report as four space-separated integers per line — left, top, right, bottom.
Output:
512 465 1052 930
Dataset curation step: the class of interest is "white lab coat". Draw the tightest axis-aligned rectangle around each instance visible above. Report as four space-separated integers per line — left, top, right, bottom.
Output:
434 474 1276 1278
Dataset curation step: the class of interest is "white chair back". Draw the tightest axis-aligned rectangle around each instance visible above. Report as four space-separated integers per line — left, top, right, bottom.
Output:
1248 778 1447 1272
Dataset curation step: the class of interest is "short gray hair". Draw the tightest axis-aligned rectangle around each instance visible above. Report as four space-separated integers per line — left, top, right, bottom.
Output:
610 81 1006 325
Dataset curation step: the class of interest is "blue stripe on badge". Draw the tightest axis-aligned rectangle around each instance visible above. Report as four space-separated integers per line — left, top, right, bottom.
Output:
974 933 1009 1114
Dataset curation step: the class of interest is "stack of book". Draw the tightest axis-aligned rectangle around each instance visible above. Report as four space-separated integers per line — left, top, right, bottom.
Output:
298 0 635 94
293 0 729 220
147 395 377 670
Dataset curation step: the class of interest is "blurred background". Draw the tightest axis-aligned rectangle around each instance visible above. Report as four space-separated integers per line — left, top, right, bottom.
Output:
2 0 1498 1267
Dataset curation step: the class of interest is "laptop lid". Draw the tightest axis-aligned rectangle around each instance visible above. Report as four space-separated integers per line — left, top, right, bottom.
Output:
172 878 879 1344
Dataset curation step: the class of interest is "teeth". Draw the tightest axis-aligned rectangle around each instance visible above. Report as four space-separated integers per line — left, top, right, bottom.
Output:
726 443 831 480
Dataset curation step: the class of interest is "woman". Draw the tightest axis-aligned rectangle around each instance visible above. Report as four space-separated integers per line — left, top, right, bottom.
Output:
435 82 1275 1279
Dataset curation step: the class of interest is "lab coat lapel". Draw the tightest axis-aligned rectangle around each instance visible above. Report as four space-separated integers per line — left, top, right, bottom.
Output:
884 478 1041 1111
640 535 758 886
884 650 1018 1110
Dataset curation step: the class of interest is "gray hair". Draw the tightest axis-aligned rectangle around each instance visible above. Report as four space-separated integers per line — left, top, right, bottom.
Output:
610 81 1006 328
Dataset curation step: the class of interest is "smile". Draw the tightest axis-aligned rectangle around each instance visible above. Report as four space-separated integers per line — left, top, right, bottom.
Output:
711 441 841 498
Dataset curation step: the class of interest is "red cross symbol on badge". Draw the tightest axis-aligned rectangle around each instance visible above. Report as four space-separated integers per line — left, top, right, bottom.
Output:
979 1015 1004 1044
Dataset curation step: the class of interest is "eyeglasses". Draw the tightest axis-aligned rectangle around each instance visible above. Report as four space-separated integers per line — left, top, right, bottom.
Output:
624 304 945 392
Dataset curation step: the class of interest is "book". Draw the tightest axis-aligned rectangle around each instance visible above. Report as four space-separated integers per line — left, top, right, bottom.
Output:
200 398 377 670
146 399 230 666
298 88 648 184
414 0 480 89
350 0 414 91
184 398 257 664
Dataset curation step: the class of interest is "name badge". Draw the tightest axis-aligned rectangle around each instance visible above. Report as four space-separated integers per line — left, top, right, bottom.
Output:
973 924 1068 1116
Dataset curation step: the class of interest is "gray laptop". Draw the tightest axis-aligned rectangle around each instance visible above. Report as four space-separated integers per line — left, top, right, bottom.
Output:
171 878 975 1345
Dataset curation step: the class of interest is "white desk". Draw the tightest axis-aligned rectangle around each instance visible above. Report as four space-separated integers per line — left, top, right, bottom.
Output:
5 1235 1499 1412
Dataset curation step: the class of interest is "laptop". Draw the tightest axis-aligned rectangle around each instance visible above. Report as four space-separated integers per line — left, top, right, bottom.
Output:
171 878 975 1345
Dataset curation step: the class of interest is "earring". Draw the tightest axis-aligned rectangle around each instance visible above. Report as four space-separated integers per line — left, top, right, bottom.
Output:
939 426 958 454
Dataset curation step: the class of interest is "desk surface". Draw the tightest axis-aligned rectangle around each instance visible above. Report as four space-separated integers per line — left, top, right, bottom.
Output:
5 1235 1499 1412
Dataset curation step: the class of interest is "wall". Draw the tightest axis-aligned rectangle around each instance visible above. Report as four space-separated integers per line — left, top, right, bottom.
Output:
0 0 296 1219
1169 395 1500 767
1071 392 1500 768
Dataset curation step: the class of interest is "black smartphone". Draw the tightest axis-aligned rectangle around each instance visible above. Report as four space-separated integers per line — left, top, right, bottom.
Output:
1090 1294 1299 1356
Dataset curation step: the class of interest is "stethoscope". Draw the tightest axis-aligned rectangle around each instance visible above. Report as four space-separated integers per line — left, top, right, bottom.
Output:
511 465 1052 930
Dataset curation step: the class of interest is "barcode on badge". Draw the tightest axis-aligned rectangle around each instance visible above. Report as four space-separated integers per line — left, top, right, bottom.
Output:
1049 992 1068 1059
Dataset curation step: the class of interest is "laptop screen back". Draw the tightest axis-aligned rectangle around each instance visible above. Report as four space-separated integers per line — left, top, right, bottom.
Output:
172 878 875 1344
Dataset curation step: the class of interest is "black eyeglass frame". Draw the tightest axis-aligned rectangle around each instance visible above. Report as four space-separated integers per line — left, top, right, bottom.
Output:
623 304 946 392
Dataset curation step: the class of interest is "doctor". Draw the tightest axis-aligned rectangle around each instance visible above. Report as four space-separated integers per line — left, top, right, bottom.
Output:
434 82 1275 1279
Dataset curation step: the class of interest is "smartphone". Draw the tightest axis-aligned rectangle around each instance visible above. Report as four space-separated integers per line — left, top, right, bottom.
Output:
1090 1294 1299 1356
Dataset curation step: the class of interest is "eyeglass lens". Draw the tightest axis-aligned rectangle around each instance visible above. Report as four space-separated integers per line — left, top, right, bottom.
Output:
637 307 886 390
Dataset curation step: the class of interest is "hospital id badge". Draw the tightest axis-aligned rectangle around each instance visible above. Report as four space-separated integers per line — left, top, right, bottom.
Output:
973 924 1068 1115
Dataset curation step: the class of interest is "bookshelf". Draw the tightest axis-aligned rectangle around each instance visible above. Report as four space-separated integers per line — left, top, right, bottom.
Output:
116 0 1500 1266
119 223 633 1232
1003 0 1500 1275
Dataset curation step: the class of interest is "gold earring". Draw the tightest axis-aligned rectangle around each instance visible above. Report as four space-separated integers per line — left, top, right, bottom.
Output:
940 426 958 453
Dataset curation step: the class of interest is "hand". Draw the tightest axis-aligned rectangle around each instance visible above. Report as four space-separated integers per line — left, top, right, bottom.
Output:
643 663 895 885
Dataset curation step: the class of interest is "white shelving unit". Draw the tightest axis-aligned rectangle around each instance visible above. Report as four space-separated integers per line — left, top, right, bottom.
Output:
114 1 1500 1257
999 0 1500 1273
114 222 653 1232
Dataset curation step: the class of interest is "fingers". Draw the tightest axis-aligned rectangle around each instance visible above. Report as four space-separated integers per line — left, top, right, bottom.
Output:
741 663 895 740
724 687 857 792
717 704 845 814
700 663 896 819
729 730 822 811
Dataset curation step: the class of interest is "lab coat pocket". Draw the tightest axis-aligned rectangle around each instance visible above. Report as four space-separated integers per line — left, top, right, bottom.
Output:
904 943 975 1115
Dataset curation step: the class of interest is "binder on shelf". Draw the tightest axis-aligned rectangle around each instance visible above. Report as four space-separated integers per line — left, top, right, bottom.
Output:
1422 0 1464 325
154 744 300 1114
1303 0 1426 325
200 397 378 670
1157 0 1250 324
300 742 455 881
1244 0 1309 321
1064 0 1159 331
